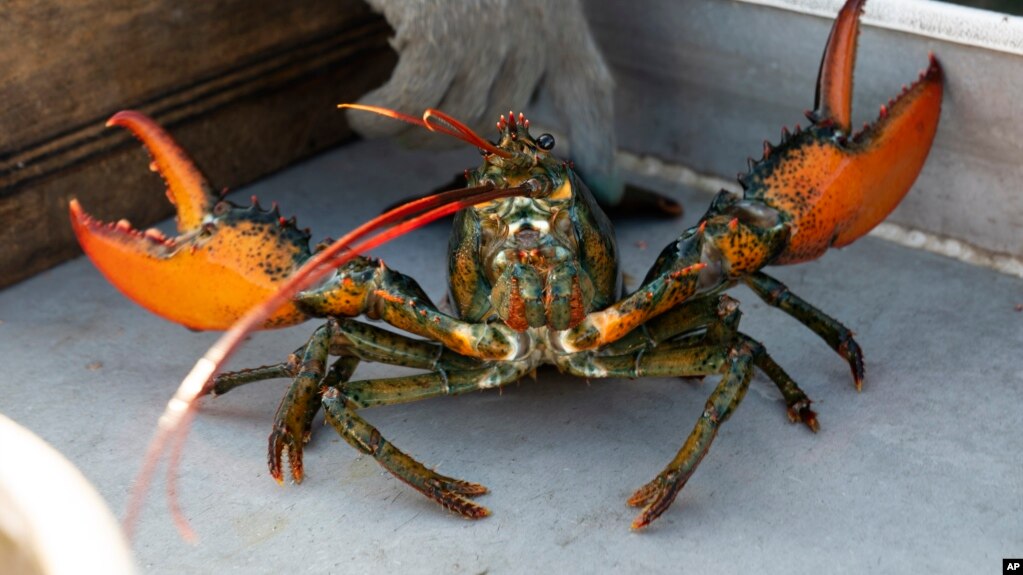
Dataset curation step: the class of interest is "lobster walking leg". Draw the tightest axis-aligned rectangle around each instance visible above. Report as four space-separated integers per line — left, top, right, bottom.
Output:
254 318 485 483
210 312 479 396
209 361 299 396
214 312 534 515
703 294 820 432
325 318 482 372
340 362 532 407
320 362 534 518
584 294 819 432
745 271 865 390
559 337 759 528
625 339 759 529
322 389 491 518
559 341 731 379
267 324 340 483
560 300 825 525
752 349 819 432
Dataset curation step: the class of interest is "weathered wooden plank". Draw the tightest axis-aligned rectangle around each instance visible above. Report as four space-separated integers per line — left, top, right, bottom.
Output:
0 1 378 150
0 2 396 287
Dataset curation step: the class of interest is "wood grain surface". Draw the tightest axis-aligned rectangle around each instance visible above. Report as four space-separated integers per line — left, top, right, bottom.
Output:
0 1 395 287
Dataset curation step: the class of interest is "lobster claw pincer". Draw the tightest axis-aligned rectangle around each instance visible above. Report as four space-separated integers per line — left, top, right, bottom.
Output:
743 0 943 264
70 111 311 331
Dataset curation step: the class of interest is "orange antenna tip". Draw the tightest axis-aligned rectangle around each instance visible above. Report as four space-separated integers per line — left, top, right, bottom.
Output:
338 103 426 128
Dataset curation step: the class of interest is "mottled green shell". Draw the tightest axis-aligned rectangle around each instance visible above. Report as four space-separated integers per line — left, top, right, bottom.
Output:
447 169 620 323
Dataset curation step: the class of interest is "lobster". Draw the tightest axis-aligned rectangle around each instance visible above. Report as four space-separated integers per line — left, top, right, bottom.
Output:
69 0 941 531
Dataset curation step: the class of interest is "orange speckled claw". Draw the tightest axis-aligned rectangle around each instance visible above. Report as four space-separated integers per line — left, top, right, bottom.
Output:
70 111 311 330
750 0 943 264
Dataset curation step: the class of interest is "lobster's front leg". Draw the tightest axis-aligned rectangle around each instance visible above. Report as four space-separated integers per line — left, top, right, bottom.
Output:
277 332 503 515
321 389 491 518
558 199 790 353
297 256 531 360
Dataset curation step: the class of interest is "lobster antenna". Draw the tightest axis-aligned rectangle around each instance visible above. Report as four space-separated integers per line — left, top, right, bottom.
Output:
339 103 512 158
123 181 534 541
421 109 513 158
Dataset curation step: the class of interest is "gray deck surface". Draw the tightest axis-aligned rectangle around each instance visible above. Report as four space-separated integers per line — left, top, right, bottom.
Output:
1 139 1021 574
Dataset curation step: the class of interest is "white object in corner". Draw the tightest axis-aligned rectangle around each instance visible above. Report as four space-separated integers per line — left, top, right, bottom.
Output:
0 414 135 575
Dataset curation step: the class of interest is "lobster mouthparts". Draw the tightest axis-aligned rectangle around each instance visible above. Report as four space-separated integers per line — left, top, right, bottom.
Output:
70 111 311 330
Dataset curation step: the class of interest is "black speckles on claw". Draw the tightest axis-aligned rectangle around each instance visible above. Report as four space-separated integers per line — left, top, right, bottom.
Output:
218 199 312 247
740 127 827 196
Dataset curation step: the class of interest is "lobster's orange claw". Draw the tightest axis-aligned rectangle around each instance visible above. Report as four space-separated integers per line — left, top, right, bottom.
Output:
750 0 943 264
106 111 216 233
70 112 311 330
811 0 866 133
831 55 942 248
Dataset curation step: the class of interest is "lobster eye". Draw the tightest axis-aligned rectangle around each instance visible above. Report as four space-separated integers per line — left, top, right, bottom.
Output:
536 133 555 151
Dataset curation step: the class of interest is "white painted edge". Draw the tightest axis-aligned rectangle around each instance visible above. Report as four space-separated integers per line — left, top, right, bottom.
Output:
738 0 1023 56
616 150 1023 278
869 222 1023 277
